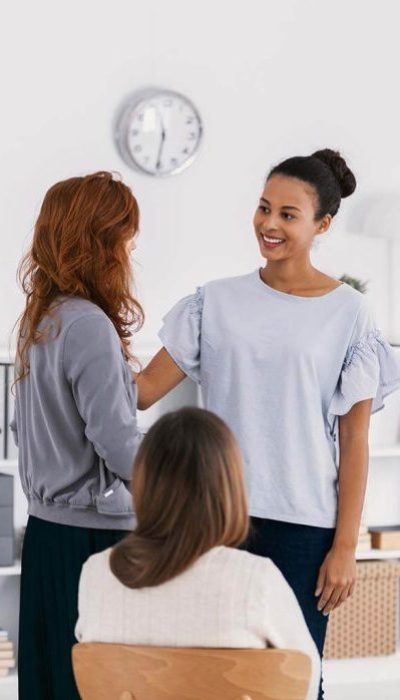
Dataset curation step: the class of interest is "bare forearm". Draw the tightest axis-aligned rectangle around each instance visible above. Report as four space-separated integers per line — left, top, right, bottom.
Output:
135 348 186 410
316 400 372 614
334 436 369 551
333 400 372 550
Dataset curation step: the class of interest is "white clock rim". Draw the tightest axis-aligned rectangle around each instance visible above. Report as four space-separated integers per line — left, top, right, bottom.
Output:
116 88 203 177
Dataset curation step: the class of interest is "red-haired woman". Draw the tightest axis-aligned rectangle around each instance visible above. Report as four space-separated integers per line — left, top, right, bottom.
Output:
11 172 143 700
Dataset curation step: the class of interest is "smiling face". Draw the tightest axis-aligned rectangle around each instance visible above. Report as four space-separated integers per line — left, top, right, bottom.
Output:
253 174 331 262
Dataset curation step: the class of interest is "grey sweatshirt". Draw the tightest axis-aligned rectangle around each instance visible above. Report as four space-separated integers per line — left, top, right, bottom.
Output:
11 297 142 530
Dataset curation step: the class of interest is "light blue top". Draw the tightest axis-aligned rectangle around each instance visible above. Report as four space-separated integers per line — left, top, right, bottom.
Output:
159 270 400 528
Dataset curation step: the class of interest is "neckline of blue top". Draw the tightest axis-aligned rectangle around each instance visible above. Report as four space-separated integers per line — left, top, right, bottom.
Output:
255 269 346 302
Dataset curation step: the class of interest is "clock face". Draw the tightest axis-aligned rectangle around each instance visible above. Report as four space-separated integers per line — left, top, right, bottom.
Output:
116 89 203 177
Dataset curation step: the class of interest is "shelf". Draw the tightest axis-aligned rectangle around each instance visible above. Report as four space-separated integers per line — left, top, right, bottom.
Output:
0 669 18 700
0 561 21 576
370 445 400 458
0 352 13 364
2 448 399 462
0 460 18 470
356 548 400 560
324 652 400 685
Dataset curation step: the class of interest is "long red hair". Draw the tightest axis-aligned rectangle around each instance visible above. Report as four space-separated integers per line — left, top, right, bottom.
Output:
15 171 144 380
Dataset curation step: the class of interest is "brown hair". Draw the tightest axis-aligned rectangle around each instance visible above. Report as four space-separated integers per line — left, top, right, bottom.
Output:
15 171 144 381
110 407 249 588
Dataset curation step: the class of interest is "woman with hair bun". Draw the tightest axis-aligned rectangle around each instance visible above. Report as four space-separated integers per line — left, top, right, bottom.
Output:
137 149 400 698
12 172 143 699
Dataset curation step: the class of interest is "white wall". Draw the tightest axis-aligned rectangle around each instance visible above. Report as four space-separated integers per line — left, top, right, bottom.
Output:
1 0 400 349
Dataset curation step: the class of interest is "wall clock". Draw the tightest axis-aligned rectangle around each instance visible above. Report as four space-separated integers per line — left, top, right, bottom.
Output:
115 88 203 177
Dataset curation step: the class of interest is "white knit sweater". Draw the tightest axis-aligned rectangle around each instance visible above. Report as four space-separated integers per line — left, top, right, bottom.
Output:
75 546 320 700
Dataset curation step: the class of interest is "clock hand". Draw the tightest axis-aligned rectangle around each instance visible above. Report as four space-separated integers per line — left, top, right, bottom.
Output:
155 108 167 171
156 123 166 171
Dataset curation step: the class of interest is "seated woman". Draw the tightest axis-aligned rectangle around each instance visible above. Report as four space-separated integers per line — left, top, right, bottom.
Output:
75 407 320 700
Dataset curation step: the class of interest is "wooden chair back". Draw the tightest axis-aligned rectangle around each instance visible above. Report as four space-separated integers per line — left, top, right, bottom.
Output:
72 643 311 700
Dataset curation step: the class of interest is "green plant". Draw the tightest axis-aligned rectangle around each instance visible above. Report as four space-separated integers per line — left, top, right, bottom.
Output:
339 275 368 294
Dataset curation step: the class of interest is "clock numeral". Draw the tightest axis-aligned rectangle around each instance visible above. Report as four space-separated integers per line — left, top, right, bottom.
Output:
182 148 190 155
188 132 197 141
131 129 139 136
133 145 142 153
186 117 194 125
170 158 178 166
137 113 144 122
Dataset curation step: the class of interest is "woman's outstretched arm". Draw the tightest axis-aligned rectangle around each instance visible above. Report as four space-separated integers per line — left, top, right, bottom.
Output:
135 348 186 410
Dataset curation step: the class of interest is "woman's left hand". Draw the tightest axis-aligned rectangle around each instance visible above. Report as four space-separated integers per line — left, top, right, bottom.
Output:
315 546 357 615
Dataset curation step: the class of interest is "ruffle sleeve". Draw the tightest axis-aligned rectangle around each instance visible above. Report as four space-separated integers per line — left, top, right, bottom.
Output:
158 287 204 384
328 330 400 426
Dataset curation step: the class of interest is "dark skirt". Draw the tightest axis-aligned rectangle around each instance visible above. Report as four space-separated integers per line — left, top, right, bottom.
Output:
18 515 127 700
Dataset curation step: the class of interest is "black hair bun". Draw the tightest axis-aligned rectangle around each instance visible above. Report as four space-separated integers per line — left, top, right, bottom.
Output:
311 149 356 198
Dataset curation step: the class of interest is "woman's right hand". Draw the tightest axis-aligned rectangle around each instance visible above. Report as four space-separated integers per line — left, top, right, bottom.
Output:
135 348 186 410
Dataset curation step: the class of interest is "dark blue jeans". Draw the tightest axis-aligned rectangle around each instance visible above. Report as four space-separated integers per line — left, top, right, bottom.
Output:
245 517 335 700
